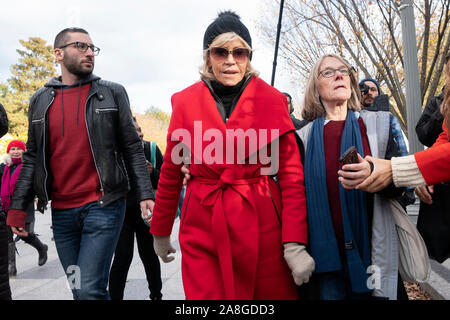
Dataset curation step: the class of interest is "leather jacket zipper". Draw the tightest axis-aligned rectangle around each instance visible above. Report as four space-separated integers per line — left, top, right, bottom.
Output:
95 108 118 113
42 96 55 203
114 151 126 179
85 92 106 203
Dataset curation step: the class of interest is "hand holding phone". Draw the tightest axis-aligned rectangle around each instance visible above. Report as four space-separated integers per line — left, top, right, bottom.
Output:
338 149 373 190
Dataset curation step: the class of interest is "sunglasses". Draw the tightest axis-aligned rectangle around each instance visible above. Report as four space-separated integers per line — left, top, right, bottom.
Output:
209 47 250 63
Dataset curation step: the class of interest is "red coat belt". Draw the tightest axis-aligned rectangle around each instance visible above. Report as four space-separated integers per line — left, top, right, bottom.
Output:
195 169 267 299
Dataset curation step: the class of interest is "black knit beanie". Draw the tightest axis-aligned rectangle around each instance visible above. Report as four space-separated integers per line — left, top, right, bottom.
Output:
203 11 252 51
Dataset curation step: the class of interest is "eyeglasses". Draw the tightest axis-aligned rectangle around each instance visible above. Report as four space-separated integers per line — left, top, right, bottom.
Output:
319 68 350 78
58 41 100 55
209 47 250 63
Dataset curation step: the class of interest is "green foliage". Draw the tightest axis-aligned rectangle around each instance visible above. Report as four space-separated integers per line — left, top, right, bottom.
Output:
135 106 171 154
145 105 171 123
0 37 57 138
0 83 8 97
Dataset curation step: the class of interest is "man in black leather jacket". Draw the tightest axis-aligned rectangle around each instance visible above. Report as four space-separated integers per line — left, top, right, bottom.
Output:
6 27 155 300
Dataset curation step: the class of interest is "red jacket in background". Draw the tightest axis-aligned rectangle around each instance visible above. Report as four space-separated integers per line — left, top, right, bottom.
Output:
415 124 450 185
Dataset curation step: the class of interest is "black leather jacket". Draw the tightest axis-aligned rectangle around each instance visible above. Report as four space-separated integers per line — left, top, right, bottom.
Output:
416 89 444 147
10 74 154 213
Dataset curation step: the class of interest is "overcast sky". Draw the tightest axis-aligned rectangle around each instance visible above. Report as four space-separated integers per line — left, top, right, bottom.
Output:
0 0 299 114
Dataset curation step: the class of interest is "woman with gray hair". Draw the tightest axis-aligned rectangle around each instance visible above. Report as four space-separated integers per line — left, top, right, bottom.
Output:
148 11 314 300
296 54 408 300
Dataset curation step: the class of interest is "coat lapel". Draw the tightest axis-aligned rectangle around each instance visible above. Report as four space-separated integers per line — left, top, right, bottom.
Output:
171 77 295 165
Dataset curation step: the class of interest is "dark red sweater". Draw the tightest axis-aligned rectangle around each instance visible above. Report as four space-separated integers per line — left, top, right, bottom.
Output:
324 118 371 253
48 84 102 209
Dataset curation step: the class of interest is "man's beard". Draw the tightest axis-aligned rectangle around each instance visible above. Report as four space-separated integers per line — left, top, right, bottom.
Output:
362 98 372 107
63 55 94 78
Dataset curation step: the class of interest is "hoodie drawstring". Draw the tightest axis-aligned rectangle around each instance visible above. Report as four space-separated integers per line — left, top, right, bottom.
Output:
60 88 64 137
60 83 82 137
76 83 81 126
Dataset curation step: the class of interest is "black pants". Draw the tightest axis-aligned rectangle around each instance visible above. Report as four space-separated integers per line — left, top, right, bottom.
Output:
0 214 11 300
109 204 162 300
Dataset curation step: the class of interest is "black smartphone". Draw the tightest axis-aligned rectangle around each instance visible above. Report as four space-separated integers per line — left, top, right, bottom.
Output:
339 146 358 167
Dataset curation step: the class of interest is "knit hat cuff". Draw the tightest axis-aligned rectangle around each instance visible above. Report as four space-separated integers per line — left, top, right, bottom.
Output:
7 140 26 154
203 11 252 50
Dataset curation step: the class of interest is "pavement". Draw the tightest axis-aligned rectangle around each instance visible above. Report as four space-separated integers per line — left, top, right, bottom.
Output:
407 199 450 300
7 200 450 300
9 206 185 300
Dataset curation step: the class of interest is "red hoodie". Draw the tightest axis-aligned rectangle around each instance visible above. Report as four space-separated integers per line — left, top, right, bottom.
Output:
7 81 102 228
48 83 102 209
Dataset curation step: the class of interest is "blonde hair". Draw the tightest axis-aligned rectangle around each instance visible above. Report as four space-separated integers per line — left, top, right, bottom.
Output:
302 54 362 121
199 32 259 81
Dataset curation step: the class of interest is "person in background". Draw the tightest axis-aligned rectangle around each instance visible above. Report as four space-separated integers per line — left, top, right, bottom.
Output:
283 92 308 130
1 140 48 278
413 56 449 263
149 11 314 300
359 78 415 209
0 104 7 138
416 87 445 147
109 118 163 300
0 103 10 300
346 52 450 210
414 88 450 263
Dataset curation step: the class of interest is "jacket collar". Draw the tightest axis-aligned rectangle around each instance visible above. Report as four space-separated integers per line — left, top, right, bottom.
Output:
46 74 103 100
202 76 252 123
44 73 101 89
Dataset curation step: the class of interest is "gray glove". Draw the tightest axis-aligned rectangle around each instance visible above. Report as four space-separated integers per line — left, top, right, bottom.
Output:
153 235 176 263
283 243 315 286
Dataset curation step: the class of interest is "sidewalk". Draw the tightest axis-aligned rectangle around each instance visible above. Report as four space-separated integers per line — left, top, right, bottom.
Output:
407 200 450 300
8 202 450 300
9 206 185 300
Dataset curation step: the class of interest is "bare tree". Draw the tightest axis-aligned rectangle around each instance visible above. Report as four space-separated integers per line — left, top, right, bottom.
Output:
258 0 450 135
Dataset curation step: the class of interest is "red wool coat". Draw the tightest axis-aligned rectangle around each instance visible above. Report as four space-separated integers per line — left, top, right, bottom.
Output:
415 124 450 185
150 77 308 300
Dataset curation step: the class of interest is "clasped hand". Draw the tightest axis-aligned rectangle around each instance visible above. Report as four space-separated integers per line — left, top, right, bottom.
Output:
338 153 372 189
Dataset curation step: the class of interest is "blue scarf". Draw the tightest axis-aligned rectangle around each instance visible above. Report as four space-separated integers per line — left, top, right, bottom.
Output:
304 110 371 293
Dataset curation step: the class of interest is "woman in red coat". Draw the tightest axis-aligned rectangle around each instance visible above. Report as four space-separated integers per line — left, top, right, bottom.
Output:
149 11 314 300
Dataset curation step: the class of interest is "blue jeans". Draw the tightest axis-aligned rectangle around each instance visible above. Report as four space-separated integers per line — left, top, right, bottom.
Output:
318 269 372 300
51 199 125 300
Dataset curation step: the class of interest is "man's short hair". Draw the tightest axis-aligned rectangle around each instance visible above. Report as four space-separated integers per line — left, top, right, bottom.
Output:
54 27 89 49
